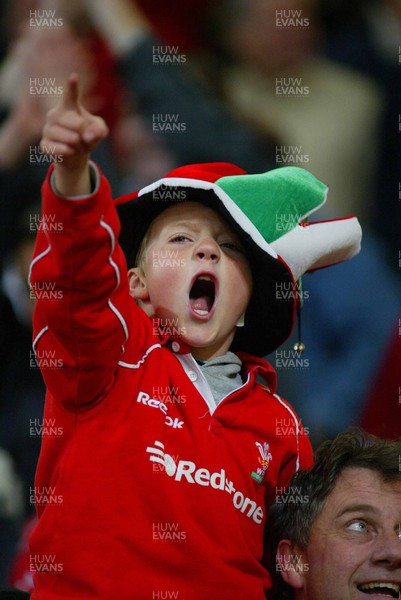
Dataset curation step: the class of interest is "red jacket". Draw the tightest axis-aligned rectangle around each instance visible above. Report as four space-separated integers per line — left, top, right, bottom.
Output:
29 165 313 599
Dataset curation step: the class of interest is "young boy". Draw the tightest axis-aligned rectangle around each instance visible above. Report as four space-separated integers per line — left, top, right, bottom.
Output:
28 75 361 599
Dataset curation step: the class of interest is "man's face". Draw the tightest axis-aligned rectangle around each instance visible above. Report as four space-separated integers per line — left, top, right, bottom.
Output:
293 467 401 600
128 202 253 360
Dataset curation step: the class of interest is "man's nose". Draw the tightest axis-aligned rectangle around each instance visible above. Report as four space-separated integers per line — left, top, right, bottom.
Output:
371 529 401 568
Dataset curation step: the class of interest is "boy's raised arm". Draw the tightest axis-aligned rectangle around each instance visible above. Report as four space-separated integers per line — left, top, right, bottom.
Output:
30 76 136 410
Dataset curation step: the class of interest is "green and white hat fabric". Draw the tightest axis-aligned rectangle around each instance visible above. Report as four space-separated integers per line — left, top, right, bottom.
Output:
116 162 362 356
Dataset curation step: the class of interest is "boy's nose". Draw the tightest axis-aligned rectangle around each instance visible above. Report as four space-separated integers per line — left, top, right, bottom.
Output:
194 238 221 262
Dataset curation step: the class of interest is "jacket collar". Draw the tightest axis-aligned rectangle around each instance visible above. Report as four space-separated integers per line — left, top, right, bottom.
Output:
236 351 277 394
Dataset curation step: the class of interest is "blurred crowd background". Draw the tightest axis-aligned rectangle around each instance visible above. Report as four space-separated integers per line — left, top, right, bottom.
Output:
0 0 400 590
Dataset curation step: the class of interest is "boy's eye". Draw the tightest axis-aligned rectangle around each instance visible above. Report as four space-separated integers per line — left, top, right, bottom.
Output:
220 241 244 253
170 235 191 243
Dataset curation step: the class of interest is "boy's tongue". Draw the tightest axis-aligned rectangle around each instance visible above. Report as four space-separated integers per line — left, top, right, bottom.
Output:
190 296 211 313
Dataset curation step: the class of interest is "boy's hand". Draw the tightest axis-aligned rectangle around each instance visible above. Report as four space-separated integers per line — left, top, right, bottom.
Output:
40 73 109 196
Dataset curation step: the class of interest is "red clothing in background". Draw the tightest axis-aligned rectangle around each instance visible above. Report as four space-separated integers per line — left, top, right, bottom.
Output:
360 324 401 440
135 0 214 50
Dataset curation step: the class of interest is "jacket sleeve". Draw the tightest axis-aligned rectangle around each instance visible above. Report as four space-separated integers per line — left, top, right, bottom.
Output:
29 163 149 410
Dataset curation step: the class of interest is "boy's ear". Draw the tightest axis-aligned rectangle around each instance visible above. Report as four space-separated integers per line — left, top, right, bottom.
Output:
128 267 149 301
276 539 308 591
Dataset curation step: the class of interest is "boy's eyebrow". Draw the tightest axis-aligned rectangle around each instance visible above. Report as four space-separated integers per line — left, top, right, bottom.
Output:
166 220 239 238
163 219 243 246
167 220 201 231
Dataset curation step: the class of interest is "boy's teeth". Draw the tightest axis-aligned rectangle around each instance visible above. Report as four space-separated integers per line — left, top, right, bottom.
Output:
194 309 208 316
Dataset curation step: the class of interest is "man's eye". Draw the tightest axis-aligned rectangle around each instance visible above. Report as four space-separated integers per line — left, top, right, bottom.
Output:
347 520 368 533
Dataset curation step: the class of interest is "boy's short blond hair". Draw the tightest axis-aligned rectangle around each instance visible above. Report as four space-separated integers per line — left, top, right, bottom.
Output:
134 225 153 274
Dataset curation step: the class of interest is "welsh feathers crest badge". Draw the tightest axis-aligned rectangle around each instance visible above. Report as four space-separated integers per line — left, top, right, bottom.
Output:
251 441 272 484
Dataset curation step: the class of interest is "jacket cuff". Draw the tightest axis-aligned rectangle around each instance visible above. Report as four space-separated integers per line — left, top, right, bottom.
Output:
49 161 100 200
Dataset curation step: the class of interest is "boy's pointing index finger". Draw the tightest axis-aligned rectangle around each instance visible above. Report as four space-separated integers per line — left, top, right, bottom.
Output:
62 73 81 112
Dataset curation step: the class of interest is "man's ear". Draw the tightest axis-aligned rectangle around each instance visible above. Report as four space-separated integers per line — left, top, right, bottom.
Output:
128 267 149 301
276 539 308 590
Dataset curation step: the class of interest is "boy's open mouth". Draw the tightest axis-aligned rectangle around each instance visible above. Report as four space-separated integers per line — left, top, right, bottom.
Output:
189 274 216 318
357 582 400 598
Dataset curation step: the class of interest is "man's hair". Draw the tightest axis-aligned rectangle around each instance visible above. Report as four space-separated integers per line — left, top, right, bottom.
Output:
267 429 401 599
